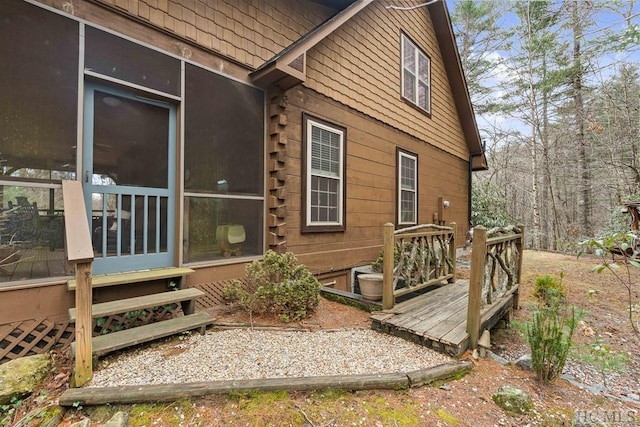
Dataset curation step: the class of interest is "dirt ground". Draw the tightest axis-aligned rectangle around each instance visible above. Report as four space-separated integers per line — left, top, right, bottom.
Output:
7 250 640 426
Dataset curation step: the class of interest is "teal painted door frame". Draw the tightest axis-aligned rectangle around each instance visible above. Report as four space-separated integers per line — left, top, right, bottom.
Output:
83 83 177 274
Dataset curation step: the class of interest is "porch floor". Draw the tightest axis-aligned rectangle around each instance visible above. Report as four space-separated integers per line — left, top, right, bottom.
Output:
0 247 69 283
371 279 516 357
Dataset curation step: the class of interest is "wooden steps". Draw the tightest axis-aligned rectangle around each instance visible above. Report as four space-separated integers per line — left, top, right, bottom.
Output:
67 267 194 290
71 312 213 357
68 266 213 358
68 288 205 322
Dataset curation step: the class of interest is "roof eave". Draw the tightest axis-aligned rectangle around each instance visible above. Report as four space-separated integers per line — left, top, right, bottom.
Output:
471 153 489 171
427 0 486 170
250 0 373 90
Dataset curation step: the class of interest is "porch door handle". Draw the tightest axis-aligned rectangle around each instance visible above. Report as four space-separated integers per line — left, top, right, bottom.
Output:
85 170 89 183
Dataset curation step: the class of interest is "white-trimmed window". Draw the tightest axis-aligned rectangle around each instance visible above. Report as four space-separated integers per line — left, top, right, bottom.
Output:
401 33 431 114
398 149 417 225
303 114 346 232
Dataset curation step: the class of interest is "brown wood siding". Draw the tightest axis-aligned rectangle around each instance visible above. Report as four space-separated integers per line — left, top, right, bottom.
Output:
0 283 73 323
88 0 336 69
285 87 469 274
304 1 470 161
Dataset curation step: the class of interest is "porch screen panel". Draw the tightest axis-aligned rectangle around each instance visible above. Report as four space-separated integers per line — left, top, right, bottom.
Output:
85 27 180 96
0 2 77 283
183 63 265 264
184 197 263 263
184 64 264 195
0 1 78 178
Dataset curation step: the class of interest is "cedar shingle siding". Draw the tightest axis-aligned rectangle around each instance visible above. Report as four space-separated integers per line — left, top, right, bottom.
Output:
96 0 336 69
304 2 468 161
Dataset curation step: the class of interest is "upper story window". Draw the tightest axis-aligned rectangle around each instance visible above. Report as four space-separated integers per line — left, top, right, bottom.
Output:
398 149 418 225
303 114 346 232
401 33 431 114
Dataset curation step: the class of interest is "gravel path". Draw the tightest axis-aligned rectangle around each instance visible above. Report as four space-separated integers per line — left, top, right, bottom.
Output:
88 328 454 388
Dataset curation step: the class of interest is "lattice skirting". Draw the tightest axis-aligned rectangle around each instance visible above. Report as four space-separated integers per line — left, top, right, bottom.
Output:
194 278 255 310
0 305 183 364
0 318 74 364
92 304 181 335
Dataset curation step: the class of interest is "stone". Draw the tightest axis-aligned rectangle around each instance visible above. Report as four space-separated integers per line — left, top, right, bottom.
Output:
70 419 90 427
515 354 533 371
492 385 533 415
626 393 640 401
0 354 52 405
104 411 129 427
487 350 509 366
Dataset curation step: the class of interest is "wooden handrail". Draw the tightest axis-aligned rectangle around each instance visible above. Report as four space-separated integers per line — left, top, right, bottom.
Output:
466 224 525 349
382 223 456 310
62 181 94 263
61 180 94 387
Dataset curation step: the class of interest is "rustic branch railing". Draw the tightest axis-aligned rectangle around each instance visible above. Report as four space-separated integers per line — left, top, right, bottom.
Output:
62 180 95 387
466 224 524 349
382 223 456 309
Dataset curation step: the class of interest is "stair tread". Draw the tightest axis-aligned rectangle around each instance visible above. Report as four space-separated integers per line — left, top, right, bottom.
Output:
68 288 205 322
72 312 214 357
67 267 194 290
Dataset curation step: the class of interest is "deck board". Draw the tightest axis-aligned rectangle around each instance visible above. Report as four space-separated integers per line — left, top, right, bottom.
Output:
71 312 214 357
371 279 517 357
67 267 195 290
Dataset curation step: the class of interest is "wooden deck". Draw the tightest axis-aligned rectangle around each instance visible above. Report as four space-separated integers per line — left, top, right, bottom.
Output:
371 279 517 357
0 247 69 283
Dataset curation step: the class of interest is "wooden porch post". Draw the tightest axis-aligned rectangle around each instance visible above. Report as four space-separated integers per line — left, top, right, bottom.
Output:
382 223 395 310
466 225 486 350
448 222 457 283
62 180 95 387
74 262 93 386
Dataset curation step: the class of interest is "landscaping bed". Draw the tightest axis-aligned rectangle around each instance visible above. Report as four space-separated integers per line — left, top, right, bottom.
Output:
4 250 639 426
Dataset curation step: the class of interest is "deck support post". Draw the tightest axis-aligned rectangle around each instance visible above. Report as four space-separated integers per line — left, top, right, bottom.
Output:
448 222 456 283
514 224 525 310
74 262 93 386
466 225 486 350
382 223 395 310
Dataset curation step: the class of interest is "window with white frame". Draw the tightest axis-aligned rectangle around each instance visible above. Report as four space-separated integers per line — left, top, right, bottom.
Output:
398 150 417 225
303 115 345 232
401 33 431 114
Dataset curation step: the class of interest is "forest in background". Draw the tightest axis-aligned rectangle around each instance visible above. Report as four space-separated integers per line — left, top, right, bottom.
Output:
451 0 640 250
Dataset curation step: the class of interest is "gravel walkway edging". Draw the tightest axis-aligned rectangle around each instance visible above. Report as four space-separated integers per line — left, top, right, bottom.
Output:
59 360 473 406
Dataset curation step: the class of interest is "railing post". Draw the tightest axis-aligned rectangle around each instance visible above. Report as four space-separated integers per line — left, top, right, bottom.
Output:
448 222 457 283
514 223 525 310
466 225 487 350
382 223 395 310
62 180 95 387
74 262 93 386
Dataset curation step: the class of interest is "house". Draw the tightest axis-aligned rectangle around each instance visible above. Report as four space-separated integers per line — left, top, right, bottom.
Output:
0 0 487 362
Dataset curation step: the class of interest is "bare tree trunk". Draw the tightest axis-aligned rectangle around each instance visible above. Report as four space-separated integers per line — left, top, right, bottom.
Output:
531 129 541 250
540 54 551 250
572 0 592 236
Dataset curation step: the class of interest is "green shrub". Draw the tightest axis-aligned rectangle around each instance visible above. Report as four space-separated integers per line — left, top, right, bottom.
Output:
533 274 566 307
225 250 321 322
526 304 579 383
